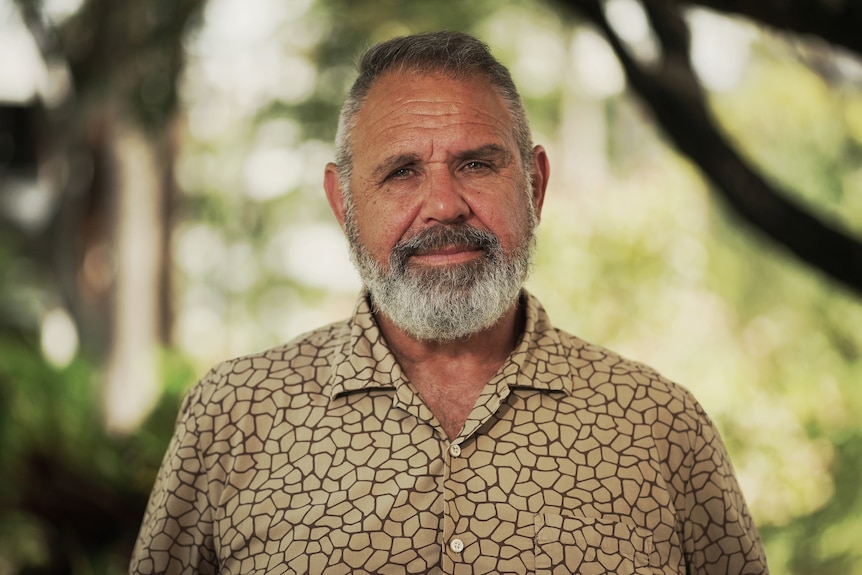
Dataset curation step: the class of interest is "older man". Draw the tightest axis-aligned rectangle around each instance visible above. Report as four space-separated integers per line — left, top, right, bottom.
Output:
131 31 768 574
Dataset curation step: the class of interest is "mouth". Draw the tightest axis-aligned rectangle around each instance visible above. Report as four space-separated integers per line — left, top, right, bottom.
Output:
409 244 486 266
391 224 497 272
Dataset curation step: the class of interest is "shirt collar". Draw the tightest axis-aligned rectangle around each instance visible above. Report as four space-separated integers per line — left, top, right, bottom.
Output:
500 290 574 394
327 293 404 398
326 290 577 400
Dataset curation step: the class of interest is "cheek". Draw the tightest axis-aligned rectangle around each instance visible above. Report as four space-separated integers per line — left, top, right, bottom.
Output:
472 195 531 246
354 201 411 252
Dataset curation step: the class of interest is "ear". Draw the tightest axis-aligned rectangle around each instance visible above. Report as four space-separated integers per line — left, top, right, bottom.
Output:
324 162 347 231
529 145 550 222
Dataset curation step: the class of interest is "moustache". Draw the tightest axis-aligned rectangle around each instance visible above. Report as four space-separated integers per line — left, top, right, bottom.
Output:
390 225 499 269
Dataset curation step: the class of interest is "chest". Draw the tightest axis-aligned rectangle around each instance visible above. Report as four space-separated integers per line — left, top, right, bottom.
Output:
406 361 499 440
208 391 682 574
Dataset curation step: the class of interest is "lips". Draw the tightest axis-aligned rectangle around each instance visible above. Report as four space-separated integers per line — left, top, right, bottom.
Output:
390 224 498 273
413 243 484 257
410 246 486 268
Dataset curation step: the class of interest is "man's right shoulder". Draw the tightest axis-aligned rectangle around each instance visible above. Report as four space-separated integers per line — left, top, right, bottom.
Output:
189 317 353 402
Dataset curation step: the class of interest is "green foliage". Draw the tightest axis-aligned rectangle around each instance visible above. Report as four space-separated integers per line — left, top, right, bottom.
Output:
701 43 862 574
0 334 189 574
712 53 862 236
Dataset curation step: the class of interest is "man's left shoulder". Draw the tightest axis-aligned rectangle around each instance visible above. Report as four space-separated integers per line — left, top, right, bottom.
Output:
554 328 703 421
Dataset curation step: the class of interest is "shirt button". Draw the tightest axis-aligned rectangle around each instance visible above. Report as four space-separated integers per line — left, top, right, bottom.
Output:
449 444 461 457
449 538 464 553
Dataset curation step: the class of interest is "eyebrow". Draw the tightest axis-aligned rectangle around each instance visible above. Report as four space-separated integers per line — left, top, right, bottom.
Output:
372 153 422 181
452 143 512 164
371 144 513 181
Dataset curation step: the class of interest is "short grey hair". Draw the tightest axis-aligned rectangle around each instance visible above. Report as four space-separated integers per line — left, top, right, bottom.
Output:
334 31 535 192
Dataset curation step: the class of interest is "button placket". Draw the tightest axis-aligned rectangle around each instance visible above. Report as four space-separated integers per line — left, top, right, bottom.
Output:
443 440 469 567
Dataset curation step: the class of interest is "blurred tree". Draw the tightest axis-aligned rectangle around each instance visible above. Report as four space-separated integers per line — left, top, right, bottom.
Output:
2 0 203 571
692 0 862 55
552 0 862 296
12 0 205 432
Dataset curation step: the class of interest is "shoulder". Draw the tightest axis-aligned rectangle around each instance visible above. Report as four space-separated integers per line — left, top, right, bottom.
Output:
522 292 708 435
550 330 726 493
182 318 352 414
554 328 709 439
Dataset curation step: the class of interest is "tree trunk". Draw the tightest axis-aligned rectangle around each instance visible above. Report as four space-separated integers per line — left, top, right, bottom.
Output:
101 112 167 433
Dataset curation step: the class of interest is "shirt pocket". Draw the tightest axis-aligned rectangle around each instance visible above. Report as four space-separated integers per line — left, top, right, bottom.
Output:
534 513 655 575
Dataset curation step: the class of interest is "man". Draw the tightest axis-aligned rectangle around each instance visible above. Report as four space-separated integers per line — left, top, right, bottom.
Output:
131 31 768 574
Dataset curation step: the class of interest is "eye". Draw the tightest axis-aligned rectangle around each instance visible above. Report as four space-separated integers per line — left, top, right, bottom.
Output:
387 166 415 180
463 160 492 172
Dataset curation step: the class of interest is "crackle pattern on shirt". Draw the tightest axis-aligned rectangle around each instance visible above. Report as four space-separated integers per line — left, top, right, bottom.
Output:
130 292 768 575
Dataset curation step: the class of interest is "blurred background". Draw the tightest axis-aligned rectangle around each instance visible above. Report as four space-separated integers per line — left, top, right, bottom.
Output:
1 0 861 573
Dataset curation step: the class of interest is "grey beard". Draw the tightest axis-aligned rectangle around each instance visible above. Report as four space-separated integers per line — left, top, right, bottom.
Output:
347 222 535 342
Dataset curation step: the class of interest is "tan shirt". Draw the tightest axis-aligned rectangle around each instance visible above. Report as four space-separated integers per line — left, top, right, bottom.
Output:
130 291 768 574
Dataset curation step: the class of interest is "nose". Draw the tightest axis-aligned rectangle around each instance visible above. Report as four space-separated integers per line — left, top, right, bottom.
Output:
418 168 471 224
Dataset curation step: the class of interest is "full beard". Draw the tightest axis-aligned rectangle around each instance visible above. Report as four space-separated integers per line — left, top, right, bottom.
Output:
346 215 536 342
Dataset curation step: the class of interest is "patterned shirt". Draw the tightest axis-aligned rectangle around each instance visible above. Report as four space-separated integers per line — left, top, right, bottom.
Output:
130 291 768 574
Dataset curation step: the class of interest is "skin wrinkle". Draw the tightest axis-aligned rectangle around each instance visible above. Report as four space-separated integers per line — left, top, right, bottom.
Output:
347 71 534 266
355 84 518 201
370 144 512 188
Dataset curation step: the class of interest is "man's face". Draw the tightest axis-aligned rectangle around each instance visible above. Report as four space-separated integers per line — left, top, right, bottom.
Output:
329 71 545 341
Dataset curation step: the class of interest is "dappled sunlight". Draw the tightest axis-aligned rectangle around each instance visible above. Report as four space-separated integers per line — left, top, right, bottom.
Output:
479 7 568 99
687 8 756 91
243 145 305 200
0 1 47 103
263 223 358 292
604 0 660 66
39 307 79 369
568 28 626 98
732 394 836 525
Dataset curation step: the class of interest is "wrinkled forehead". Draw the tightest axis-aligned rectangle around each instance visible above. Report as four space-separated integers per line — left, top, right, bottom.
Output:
352 71 517 152
358 69 512 126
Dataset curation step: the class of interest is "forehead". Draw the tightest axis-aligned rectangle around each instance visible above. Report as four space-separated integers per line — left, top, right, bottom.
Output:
351 71 516 164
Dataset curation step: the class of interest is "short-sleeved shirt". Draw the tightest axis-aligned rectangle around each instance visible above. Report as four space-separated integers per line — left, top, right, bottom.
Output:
130 291 768 574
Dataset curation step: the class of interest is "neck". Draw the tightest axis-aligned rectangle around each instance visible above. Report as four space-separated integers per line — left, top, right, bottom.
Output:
374 298 525 440
374 297 525 370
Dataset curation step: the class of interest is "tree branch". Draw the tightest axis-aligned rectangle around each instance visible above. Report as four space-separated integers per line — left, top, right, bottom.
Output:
688 0 862 56
556 0 862 297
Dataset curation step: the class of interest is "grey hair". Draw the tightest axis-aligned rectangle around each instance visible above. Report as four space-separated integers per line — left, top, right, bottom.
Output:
334 31 535 193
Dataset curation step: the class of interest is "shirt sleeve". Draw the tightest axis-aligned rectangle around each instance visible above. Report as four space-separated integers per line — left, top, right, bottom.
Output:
680 400 769 575
129 381 218 575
